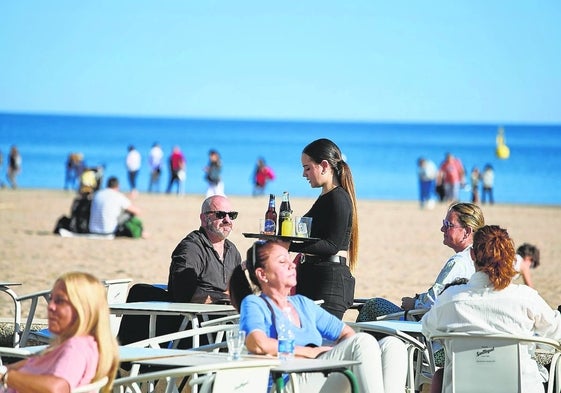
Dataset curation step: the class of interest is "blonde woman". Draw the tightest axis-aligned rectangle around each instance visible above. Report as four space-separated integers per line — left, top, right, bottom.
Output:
0 272 119 393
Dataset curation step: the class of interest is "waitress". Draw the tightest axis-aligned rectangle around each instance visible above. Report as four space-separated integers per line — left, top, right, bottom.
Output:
290 138 358 319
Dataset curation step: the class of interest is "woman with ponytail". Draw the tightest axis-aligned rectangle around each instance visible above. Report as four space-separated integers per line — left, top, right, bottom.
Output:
289 138 358 319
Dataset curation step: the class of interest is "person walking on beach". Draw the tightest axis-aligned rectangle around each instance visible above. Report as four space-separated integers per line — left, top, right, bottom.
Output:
289 138 358 319
252 157 275 196
470 166 480 204
6 145 22 189
125 144 141 193
0 149 5 188
417 157 437 209
204 149 224 197
64 153 85 191
438 152 465 202
481 163 494 204
166 146 186 195
147 142 164 193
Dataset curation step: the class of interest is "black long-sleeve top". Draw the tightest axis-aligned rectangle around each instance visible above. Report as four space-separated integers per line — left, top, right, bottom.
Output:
289 186 352 256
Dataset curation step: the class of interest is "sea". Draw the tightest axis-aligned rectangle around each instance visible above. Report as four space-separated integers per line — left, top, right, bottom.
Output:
1 112 560 206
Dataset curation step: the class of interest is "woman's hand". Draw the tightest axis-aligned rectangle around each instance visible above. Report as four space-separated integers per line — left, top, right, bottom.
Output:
296 345 332 359
401 296 416 310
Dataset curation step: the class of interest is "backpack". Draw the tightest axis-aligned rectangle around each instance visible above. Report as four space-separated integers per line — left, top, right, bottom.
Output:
69 194 92 233
116 216 143 238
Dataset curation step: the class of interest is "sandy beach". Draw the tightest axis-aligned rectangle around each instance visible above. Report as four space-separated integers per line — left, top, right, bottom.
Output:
1 189 560 322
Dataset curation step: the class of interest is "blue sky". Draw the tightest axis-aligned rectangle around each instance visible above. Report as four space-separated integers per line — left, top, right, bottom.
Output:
1 1 560 124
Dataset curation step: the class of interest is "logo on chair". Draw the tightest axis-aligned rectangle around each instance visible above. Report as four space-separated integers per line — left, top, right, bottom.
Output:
476 347 495 357
234 381 249 390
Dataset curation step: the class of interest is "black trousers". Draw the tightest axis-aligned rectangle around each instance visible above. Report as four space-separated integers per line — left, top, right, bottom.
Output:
296 261 355 319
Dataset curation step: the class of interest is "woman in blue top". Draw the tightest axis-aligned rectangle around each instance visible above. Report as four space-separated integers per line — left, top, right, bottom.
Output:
229 240 407 393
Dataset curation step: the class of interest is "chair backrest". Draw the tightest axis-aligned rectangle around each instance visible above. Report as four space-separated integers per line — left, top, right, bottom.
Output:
102 278 132 336
103 278 132 304
431 333 561 393
112 361 278 393
207 365 271 393
116 283 178 346
124 323 237 351
17 278 132 347
71 376 109 393
0 286 51 347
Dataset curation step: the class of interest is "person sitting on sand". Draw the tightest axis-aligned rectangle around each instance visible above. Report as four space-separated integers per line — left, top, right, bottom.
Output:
513 242 540 288
88 176 145 238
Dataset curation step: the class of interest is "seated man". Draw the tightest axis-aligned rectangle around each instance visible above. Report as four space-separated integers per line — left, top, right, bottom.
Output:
88 176 143 237
168 195 242 304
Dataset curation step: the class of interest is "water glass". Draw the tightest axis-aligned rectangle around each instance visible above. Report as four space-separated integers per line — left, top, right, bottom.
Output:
295 216 313 237
226 329 246 361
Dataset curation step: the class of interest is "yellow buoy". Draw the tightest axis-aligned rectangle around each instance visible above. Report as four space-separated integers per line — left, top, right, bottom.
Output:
496 144 510 159
495 126 510 159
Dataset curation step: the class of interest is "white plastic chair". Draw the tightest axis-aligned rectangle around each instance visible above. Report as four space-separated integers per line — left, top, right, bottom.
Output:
375 308 429 321
0 284 50 347
122 323 240 393
349 321 435 393
7 278 132 347
199 313 240 327
124 323 238 352
429 333 561 393
103 278 134 336
72 376 109 393
112 360 278 393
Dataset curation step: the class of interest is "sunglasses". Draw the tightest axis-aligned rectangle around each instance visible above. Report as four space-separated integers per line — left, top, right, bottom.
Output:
442 219 462 230
250 240 267 271
205 210 238 220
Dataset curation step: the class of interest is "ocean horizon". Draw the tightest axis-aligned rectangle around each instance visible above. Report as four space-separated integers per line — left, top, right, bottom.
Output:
1 112 560 206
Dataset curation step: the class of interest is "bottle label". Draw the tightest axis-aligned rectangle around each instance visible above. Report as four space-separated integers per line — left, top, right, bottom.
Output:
278 338 295 360
264 219 276 235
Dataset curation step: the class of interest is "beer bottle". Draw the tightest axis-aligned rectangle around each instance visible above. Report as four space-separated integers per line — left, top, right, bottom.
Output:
279 191 293 236
264 194 277 235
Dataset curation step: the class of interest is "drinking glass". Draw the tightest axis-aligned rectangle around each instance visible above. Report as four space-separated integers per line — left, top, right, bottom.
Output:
295 217 313 237
226 329 246 361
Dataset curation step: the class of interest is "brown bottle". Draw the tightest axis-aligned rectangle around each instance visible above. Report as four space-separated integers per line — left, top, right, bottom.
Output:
264 194 277 235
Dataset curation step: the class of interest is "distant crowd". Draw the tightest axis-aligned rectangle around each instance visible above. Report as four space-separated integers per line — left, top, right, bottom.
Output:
61 142 275 198
417 152 495 209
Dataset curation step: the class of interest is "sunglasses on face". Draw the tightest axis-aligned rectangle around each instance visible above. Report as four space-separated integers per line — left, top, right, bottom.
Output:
442 219 462 230
205 210 238 220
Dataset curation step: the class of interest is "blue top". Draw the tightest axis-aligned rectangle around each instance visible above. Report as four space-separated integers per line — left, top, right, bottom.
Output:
240 294 344 346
